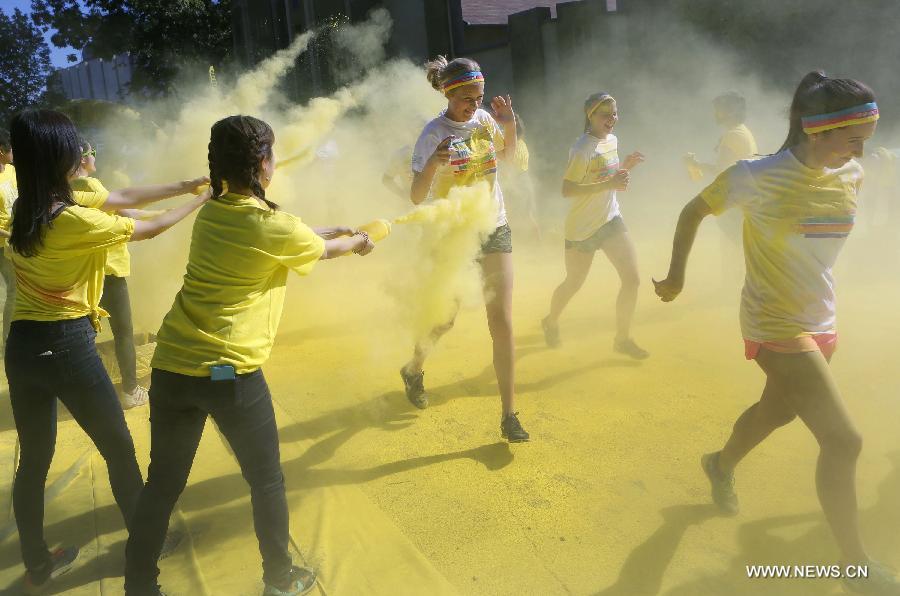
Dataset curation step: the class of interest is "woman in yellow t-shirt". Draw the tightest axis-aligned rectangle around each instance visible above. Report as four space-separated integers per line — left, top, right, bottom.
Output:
0 129 16 353
401 56 528 443
654 72 899 593
6 109 208 594
124 115 374 596
542 93 647 359
72 138 204 410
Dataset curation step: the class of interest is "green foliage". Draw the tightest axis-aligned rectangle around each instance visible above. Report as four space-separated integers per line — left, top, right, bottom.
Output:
0 8 54 128
31 0 234 96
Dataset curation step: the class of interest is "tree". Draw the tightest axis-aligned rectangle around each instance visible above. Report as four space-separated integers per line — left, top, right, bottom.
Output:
0 8 54 127
31 0 234 97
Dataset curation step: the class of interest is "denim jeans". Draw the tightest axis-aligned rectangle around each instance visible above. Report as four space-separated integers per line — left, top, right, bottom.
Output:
5 316 144 572
98 274 138 392
124 368 292 595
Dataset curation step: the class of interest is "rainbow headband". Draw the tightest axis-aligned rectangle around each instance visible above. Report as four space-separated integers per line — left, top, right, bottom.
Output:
443 71 484 93
801 102 879 134
586 94 615 119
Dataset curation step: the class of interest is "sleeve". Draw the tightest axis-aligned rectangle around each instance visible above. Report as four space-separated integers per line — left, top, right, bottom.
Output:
68 207 134 254
275 215 326 276
699 161 756 215
563 144 589 183
70 177 110 210
411 128 439 174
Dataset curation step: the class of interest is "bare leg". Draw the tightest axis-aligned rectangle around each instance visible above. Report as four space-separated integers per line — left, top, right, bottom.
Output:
480 252 515 416
599 230 641 342
546 248 595 325
403 306 458 375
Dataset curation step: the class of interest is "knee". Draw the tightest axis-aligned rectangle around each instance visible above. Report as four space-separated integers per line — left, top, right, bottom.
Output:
435 318 455 335
245 466 285 496
620 268 641 289
562 274 587 292
820 428 863 459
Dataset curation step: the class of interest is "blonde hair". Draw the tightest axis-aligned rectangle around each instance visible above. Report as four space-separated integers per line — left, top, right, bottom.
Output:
583 92 616 132
425 55 482 93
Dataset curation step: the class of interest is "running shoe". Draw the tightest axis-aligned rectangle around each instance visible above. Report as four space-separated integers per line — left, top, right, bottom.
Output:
843 560 900 594
23 545 79 595
262 566 317 596
400 367 427 409
541 317 560 348
122 385 150 409
501 412 530 443
701 451 739 516
613 338 649 360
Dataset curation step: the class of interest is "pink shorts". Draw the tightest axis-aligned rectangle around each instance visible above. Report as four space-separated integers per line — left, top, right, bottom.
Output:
744 333 838 361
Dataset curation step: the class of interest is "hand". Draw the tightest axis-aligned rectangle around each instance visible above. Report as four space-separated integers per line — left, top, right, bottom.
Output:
353 232 375 256
186 176 210 193
195 185 213 203
428 136 454 168
622 151 644 170
609 169 630 191
652 276 683 302
334 226 355 238
490 95 514 123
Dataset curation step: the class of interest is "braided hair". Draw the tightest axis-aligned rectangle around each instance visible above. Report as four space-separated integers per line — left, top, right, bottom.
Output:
208 115 278 210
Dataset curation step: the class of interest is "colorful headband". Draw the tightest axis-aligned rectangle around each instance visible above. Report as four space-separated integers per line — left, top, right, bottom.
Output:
586 94 615 119
443 71 484 93
801 102 879 134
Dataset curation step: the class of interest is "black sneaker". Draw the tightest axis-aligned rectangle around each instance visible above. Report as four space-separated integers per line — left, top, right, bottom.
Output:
614 337 649 360
501 412 530 443
541 317 560 348
262 565 317 596
400 367 428 409
701 452 739 516
23 545 79 595
843 560 900 594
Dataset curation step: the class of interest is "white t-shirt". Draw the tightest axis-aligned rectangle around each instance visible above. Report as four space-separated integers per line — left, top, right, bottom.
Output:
562 133 621 241
700 150 863 341
411 108 508 228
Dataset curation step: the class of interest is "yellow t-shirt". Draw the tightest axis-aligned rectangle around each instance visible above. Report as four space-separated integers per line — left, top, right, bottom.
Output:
152 192 326 376
563 133 620 241
70 176 131 277
700 150 862 341
716 124 758 170
10 205 135 330
0 164 18 248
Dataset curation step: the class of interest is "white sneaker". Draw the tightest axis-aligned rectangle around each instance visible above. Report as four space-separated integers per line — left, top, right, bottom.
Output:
121 385 149 409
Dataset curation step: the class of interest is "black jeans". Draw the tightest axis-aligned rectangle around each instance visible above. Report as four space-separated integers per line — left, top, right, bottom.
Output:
98 274 138 392
0 247 16 347
124 368 292 595
5 317 144 572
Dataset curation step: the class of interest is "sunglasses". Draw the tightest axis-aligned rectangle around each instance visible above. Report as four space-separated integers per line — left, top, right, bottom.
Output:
82 148 96 157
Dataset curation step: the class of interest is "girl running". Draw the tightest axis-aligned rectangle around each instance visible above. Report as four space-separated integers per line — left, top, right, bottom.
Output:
123 115 375 596
399 56 528 442
72 138 205 409
6 109 206 595
542 93 647 358
653 72 898 594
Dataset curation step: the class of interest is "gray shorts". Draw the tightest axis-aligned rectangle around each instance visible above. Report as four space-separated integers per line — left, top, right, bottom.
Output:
481 223 513 254
565 216 626 252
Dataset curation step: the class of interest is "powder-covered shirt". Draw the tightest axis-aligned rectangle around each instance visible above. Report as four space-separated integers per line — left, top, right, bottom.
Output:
562 133 620 241
0 164 17 248
152 192 326 377
716 124 758 169
10 205 134 330
70 176 131 277
700 150 862 342
411 108 507 228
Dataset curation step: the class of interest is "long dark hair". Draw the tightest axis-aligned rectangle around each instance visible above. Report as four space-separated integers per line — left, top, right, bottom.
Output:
779 70 875 152
9 109 81 257
208 115 278 210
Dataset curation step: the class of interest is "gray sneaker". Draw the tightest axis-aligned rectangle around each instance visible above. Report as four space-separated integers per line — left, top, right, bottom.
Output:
400 367 428 409
541 317 560 348
263 566 317 596
701 452 739 516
